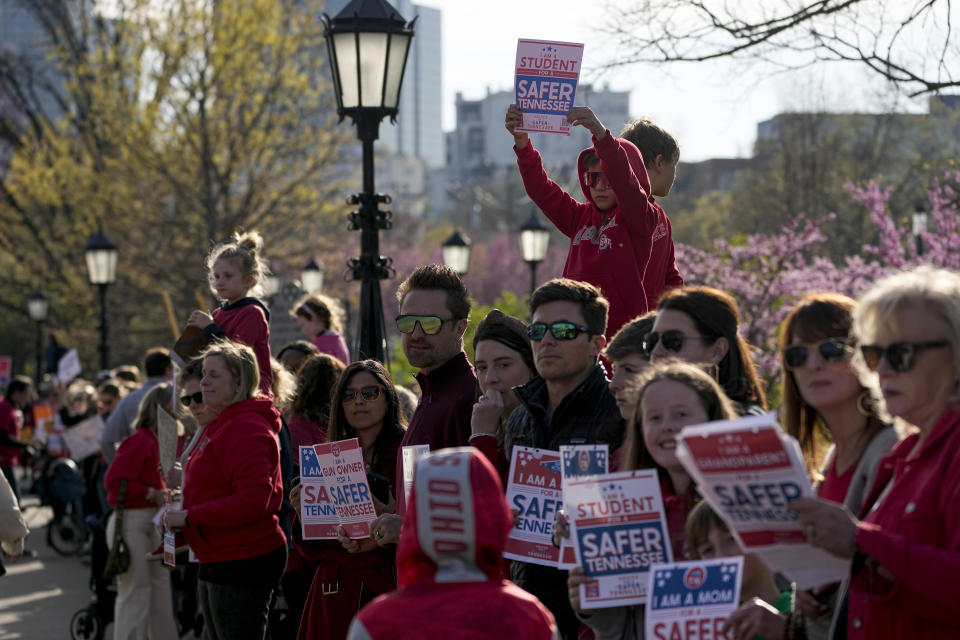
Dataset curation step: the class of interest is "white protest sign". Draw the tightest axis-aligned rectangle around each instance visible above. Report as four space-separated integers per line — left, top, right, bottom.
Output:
558 444 609 568
299 446 338 539
314 438 377 538
61 414 104 461
156 407 179 475
568 469 672 608
514 39 584 135
645 557 744 640
402 444 430 505
503 447 562 566
676 414 849 589
57 349 82 384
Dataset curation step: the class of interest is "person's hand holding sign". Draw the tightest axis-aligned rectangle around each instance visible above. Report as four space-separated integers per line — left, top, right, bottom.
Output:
504 104 529 150
566 106 606 140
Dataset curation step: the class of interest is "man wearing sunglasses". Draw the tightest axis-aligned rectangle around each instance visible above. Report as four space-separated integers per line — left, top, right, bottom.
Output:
371 265 478 547
505 279 623 640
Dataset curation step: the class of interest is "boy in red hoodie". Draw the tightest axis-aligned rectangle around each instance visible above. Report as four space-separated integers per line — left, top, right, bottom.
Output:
619 118 684 310
506 105 682 339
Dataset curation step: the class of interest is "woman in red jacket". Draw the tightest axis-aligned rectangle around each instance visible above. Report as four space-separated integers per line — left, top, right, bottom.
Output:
793 266 960 639
164 341 286 640
103 383 178 640
291 359 405 640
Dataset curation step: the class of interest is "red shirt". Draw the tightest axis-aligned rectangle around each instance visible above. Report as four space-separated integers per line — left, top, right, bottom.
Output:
848 408 960 638
817 459 857 504
103 428 165 510
0 398 22 467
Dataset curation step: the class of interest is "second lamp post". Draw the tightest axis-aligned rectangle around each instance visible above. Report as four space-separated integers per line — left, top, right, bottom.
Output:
85 229 118 371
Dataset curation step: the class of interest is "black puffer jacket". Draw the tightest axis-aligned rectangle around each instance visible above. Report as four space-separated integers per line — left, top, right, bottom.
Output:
504 363 624 640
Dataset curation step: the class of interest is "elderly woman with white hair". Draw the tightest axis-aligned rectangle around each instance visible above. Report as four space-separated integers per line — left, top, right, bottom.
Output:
792 266 960 639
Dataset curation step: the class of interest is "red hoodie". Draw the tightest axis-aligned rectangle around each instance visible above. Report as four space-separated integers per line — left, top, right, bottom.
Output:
104 428 166 510
516 133 682 337
208 298 274 397
181 396 285 563
348 448 558 640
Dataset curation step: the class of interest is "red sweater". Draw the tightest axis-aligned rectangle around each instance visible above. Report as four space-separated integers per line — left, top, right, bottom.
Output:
848 408 960 638
208 298 274 397
182 397 285 563
516 133 682 338
104 428 165 510
0 398 22 467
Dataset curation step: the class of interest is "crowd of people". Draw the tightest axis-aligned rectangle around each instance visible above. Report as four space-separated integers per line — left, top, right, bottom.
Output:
1 106 957 640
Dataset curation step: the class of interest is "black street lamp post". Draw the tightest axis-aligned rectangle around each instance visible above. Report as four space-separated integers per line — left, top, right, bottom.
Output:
519 209 550 297
84 229 118 370
913 204 928 257
27 290 49 384
323 0 415 363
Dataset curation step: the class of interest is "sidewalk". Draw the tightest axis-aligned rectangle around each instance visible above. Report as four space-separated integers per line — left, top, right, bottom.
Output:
0 499 111 640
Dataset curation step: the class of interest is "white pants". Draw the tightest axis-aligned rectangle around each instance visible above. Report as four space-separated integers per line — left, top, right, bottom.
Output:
106 507 178 640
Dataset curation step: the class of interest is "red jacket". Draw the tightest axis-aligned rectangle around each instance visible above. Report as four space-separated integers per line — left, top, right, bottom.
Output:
516 133 682 339
848 407 960 638
182 397 285 563
0 398 22 467
208 298 274 397
104 428 165 509
348 448 558 640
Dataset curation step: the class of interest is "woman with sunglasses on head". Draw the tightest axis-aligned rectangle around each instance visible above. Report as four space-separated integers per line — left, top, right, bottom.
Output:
163 341 287 640
645 286 767 416
470 309 538 482
290 359 406 640
779 293 900 640
791 266 960 639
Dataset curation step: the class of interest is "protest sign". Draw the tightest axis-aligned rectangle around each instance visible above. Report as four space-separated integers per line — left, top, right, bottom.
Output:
645 557 743 640
57 349 81 384
402 444 430 505
514 39 584 135
61 414 104 461
314 438 377 538
156 407 179 475
568 469 672 608
0 356 10 387
676 414 849 588
504 446 562 566
299 446 338 539
558 444 608 568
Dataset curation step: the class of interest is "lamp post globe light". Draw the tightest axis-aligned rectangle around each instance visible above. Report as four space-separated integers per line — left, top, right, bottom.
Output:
84 228 118 370
441 230 472 276
27 290 49 384
323 0 415 363
300 258 325 294
519 209 550 296
912 203 928 257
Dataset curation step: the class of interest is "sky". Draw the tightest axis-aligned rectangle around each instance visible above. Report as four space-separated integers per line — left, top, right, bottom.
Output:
419 0 932 162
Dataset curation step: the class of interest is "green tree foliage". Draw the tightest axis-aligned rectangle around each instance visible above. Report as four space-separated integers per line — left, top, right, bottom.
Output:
0 0 350 374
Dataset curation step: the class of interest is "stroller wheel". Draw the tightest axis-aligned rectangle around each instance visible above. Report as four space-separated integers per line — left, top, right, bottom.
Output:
70 606 104 640
48 512 89 556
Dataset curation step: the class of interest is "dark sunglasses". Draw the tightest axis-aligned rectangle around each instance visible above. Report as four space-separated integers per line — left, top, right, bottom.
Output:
783 339 851 369
583 171 611 189
342 385 383 404
180 391 203 407
528 321 592 341
396 314 453 335
643 330 708 355
859 340 949 373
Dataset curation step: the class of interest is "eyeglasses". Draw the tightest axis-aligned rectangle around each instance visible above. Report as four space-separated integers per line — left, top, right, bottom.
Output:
783 339 851 369
180 391 203 407
583 171 611 189
342 385 383 404
528 321 592 341
643 330 709 355
859 341 949 373
396 315 454 335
